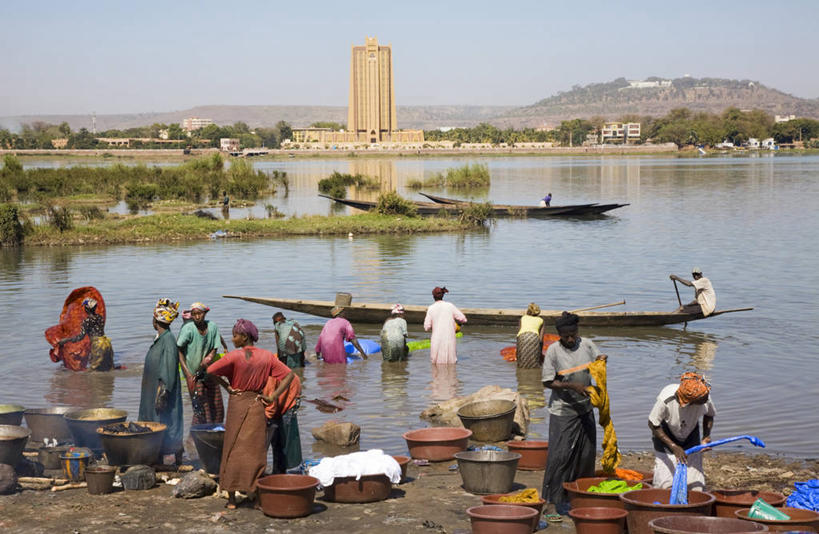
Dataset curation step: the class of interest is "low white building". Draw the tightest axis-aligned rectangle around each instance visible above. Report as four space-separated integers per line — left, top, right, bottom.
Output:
747 138 760 149
183 117 214 131
220 138 240 152
601 122 641 144
761 138 776 149
715 140 734 149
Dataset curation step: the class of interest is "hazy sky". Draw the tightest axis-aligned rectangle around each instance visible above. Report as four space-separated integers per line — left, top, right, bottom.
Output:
2 0 817 116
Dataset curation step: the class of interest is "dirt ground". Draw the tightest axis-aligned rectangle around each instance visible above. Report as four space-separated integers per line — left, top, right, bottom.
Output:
1 451 816 534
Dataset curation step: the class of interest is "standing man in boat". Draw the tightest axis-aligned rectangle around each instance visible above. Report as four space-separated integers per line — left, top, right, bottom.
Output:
670 267 716 316
541 311 607 515
648 372 715 491
540 192 552 207
272 312 306 368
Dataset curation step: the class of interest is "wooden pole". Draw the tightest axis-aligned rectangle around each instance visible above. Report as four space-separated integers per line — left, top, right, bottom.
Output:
673 279 682 307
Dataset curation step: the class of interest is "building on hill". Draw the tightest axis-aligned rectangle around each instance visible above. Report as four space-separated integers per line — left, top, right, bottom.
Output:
600 122 641 144
775 114 796 123
182 117 213 132
626 79 672 89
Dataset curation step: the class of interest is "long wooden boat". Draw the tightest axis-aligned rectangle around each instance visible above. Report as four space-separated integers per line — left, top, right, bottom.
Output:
223 295 753 327
319 194 586 217
419 193 629 216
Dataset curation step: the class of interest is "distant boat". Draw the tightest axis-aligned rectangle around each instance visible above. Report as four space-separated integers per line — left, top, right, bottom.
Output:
698 147 707 155
419 193 629 216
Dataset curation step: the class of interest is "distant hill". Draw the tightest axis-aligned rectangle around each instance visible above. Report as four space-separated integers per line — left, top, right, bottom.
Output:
0 105 513 133
493 77 819 127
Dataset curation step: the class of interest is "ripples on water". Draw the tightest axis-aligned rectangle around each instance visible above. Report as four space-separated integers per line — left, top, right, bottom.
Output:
2 155 818 457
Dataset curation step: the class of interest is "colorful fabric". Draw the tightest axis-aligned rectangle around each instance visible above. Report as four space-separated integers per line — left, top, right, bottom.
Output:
517 314 544 336
138 329 183 455
381 316 409 361
190 375 225 425
177 320 222 372
153 298 179 324
516 331 542 369
677 372 711 405
786 479 819 511
315 316 356 364
274 319 306 364
263 373 301 420
82 298 98 310
586 359 621 474
649 383 716 444
45 286 107 372
190 302 209 312
220 391 267 492
499 488 540 503
526 302 541 315
232 318 259 342
88 335 114 371
424 300 467 364
586 479 642 493
391 303 405 315
208 346 289 393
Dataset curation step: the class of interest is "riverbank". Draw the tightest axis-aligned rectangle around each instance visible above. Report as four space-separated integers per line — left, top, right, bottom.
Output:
23 212 473 246
0 451 814 534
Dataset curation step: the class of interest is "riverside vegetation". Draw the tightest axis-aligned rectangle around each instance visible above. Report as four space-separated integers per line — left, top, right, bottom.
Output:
407 163 490 189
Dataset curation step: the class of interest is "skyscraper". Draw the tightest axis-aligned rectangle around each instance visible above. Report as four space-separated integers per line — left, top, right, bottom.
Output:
348 36 397 143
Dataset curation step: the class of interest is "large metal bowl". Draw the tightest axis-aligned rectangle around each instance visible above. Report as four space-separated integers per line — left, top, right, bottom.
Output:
0 424 31 466
457 400 516 442
24 407 74 443
98 421 166 466
190 423 225 474
454 450 521 494
0 404 25 426
64 408 127 454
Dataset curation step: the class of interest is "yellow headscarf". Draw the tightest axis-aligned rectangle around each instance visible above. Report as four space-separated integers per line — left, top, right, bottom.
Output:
153 298 179 324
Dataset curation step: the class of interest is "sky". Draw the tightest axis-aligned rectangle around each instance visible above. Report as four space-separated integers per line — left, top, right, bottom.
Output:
1 0 817 116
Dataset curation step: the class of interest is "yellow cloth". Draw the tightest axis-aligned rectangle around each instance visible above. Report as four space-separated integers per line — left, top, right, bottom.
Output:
586 359 621 473
517 315 543 337
498 488 540 503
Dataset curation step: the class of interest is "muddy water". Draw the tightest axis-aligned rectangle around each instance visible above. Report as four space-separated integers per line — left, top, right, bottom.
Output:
2 154 818 457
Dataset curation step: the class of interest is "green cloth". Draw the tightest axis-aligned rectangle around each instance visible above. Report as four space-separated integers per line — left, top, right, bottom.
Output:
139 329 183 455
274 320 306 367
586 479 643 493
177 320 222 372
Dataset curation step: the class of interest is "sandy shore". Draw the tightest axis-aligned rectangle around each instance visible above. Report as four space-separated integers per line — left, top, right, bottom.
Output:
1 451 815 534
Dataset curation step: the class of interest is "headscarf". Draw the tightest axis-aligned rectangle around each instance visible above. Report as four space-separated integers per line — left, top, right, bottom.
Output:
527 302 541 316
432 286 448 300
555 311 579 333
233 318 259 342
677 372 711 406
82 298 98 310
190 302 210 313
331 306 344 318
153 298 179 324
391 303 405 315
181 309 192 321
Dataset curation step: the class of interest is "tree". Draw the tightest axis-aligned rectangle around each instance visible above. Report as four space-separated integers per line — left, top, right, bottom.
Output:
58 122 72 137
276 121 292 143
310 121 345 131
167 123 185 140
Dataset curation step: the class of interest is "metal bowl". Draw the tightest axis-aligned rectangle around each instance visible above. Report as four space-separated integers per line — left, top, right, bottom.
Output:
457 400 516 442
454 450 521 494
24 407 74 443
0 424 31 466
64 408 127 454
0 404 25 426
97 421 166 466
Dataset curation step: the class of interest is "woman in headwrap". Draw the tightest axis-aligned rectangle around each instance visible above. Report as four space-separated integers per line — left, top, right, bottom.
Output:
205 319 296 509
138 298 184 464
648 372 716 491
515 302 546 369
315 307 368 364
423 287 467 364
55 297 114 371
381 304 409 362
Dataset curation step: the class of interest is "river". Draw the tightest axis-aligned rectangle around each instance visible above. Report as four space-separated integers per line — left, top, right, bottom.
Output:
2 154 818 458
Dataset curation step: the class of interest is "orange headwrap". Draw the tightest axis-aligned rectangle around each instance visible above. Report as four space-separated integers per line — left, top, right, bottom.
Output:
677 372 711 406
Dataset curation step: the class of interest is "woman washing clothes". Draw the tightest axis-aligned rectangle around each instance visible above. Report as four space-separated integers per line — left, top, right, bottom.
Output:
380 304 409 361
55 297 114 371
516 302 546 369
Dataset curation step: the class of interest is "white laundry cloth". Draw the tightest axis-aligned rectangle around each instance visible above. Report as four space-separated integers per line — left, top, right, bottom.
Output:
308 449 402 487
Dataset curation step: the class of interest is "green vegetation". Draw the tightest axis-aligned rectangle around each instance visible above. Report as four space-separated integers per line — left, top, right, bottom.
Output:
425 123 553 145
457 202 495 227
45 204 73 232
310 121 346 131
375 191 418 217
317 171 379 199
409 163 491 189
0 203 24 246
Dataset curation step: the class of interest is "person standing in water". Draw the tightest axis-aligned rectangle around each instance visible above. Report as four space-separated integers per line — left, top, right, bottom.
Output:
56 297 114 371
381 304 409 361
423 287 467 364
315 307 368 364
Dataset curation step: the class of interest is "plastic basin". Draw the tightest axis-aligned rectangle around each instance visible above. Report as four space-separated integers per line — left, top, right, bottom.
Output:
454 450 520 495
86 465 117 495
457 400 516 442
257 474 319 518
24 407 74 443
0 404 25 426
735 507 819 532
467 504 539 534
565 476 652 511
649 515 769 533
620 489 716 534
507 440 548 470
97 421 166 466
190 423 225 475
482 493 546 532
711 490 786 518
596 469 654 484
0 424 30 466
403 427 472 461
569 507 629 534
392 455 410 482
64 408 128 455
323 474 392 503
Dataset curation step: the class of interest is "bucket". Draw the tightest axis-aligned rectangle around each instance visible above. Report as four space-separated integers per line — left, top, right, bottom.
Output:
457 399 516 442
190 423 225 474
648 515 769 533
712 490 787 519
569 507 629 534
335 292 353 306
0 425 30 466
86 465 117 495
481 493 546 532
257 474 319 518
61 451 91 482
392 455 410 482
467 504 539 534
620 489 716 534
38 445 71 470
735 507 819 532
24 407 74 443
454 450 521 495
0 404 25 426
403 427 472 462
506 440 548 470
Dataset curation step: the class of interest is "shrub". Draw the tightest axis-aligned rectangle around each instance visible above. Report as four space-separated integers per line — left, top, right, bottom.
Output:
265 204 285 218
406 179 424 190
317 171 378 199
46 204 74 232
0 203 24 246
125 183 158 212
375 191 418 217
458 201 494 227
78 206 105 221
2 154 23 174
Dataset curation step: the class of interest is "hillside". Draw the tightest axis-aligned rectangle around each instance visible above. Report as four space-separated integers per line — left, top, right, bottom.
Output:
494 77 819 127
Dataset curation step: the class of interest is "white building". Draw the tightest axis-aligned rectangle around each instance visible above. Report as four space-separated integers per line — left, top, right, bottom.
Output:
775 114 796 123
220 138 240 152
183 117 214 131
761 138 776 149
747 138 760 149
715 140 734 149
600 122 641 144
626 79 672 89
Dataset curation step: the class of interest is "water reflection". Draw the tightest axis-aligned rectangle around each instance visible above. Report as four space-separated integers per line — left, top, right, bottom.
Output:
515 367 546 436
45 368 116 408
429 364 460 401
380 360 410 407
47 248 74 285
0 247 25 283
314 363 352 399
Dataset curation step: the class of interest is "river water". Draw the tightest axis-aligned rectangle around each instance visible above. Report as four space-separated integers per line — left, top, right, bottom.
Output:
2 154 818 458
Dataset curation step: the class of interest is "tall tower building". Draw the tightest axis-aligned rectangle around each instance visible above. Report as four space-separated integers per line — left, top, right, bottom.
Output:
348 36 397 143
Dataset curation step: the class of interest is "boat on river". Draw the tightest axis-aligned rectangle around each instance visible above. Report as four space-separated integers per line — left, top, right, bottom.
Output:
223 295 753 327
419 193 629 216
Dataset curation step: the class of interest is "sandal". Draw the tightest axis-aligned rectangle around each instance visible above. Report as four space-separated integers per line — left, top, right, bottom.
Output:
544 513 563 523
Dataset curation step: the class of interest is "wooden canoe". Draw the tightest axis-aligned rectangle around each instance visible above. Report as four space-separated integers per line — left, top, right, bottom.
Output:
222 295 752 327
419 193 629 216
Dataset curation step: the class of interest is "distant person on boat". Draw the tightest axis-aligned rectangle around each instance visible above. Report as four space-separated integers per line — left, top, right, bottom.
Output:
670 268 716 316
315 307 368 364
273 312 307 368
205 319 296 509
516 302 546 369
54 296 114 371
138 298 184 465
177 302 228 425
424 287 467 364
540 193 552 207
648 372 715 491
541 311 607 514
381 304 409 361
